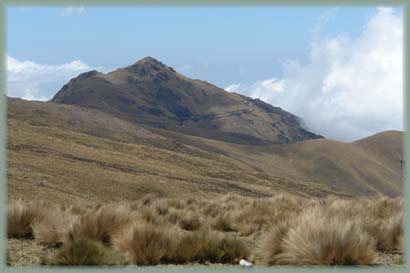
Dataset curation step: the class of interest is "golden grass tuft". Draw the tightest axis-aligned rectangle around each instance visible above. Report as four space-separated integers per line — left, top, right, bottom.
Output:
67 203 133 246
44 238 129 265
204 232 249 264
7 194 404 267
212 214 236 232
363 207 403 252
256 209 378 265
253 220 292 264
112 222 175 265
32 208 76 247
178 214 202 231
7 200 46 238
166 230 249 264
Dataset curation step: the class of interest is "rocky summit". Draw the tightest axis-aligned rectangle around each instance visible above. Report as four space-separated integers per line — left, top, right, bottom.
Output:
51 56 322 145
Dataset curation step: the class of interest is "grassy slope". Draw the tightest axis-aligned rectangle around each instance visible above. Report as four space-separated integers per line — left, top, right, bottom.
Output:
150 127 403 197
8 99 343 205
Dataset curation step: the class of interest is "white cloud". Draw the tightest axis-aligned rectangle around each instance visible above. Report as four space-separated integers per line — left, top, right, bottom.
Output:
229 7 402 142
59 7 86 16
21 88 49 101
6 56 97 101
225 83 241 92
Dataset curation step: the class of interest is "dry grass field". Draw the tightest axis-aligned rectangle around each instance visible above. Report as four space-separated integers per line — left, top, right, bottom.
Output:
6 194 403 267
7 98 403 206
6 97 405 267
7 98 350 207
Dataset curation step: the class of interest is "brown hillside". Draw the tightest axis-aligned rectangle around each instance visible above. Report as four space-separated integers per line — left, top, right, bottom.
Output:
51 57 322 145
7 98 343 205
150 128 403 197
7 98 403 202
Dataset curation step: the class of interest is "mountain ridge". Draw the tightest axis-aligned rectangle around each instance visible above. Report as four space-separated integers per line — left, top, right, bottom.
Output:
51 56 323 145
7 97 404 199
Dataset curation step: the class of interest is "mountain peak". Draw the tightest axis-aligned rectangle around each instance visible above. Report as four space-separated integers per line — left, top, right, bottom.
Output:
125 56 175 75
139 56 162 64
52 57 322 144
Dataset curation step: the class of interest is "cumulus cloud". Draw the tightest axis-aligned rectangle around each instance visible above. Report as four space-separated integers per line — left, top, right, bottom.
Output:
59 7 86 16
228 7 403 142
7 56 97 101
225 83 241 92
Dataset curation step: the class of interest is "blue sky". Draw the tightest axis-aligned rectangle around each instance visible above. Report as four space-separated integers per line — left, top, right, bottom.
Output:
7 6 377 86
6 6 403 141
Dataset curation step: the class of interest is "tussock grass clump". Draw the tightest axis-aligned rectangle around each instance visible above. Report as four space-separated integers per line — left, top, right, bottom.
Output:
32 208 76 247
321 196 404 252
138 207 157 223
212 214 236 232
203 203 221 218
362 202 404 252
7 194 404 267
164 232 204 263
112 222 175 265
178 214 202 231
166 208 183 224
231 195 305 236
7 200 46 238
68 203 133 246
112 222 249 265
256 209 378 265
155 201 169 215
253 220 292 264
166 198 185 210
44 238 129 265
166 231 249 264
202 233 249 264
373 213 403 252
370 197 403 219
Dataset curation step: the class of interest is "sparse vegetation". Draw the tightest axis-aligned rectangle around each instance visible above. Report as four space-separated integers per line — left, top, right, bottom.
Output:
6 57 404 268
178 214 202 231
6 194 404 266
44 238 129 265
32 207 74 247
255 209 378 265
7 200 46 238
112 222 175 265
212 214 236 232
67 203 134 246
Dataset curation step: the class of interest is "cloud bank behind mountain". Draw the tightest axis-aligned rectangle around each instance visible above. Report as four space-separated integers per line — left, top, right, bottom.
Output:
227 8 403 142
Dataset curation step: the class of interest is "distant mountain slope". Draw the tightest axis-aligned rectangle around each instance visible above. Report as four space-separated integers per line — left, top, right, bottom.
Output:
7 98 403 200
51 57 322 144
7 57 403 201
275 135 403 197
7 98 343 204
155 129 404 197
353 130 404 171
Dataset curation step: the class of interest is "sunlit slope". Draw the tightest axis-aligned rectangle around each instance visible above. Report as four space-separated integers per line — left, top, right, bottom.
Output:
7 98 343 205
159 129 403 197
